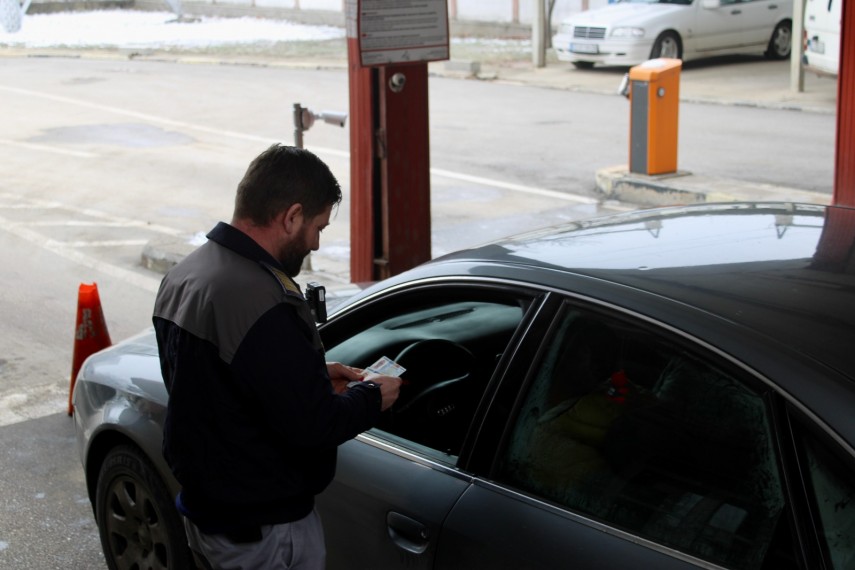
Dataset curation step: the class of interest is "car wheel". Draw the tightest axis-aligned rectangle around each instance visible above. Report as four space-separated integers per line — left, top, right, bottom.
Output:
572 61 595 70
95 445 194 570
766 20 792 59
650 31 682 59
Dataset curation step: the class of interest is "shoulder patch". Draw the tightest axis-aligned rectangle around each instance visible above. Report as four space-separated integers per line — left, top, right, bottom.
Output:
260 262 304 299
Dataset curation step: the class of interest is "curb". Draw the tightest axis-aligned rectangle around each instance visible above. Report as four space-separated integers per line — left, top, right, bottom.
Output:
141 235 200 274
595 165 832 207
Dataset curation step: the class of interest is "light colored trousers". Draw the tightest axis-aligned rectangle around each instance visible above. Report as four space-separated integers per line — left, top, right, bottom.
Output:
184 509 326 570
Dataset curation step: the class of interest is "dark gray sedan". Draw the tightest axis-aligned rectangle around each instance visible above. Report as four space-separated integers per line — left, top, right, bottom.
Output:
73 202 855 570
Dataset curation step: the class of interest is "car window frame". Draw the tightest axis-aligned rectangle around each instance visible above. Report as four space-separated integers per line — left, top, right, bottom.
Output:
782 402 855 570
318 276 547 467
468 290 813 568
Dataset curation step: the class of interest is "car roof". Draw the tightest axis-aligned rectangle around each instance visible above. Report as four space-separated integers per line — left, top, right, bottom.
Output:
429 202 855 383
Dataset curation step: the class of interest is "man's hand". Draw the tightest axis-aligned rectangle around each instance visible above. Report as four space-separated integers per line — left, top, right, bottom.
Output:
328 362 401 410
366 375 402 411
327 362 363 395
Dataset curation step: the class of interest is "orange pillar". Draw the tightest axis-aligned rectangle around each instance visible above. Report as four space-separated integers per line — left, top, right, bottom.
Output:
628 59 681 176
834 0 855 206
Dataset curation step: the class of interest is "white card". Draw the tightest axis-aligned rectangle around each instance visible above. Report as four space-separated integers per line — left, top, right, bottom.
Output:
364 356 406 379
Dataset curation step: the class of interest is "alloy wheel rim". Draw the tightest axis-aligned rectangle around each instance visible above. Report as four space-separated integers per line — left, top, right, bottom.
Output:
104 475 171 570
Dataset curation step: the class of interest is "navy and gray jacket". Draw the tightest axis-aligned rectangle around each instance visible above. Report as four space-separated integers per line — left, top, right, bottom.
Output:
152 222 381 533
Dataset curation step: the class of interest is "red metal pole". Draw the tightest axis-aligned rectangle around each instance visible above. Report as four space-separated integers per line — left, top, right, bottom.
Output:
377 64 432 279
834 0 855 206
346 48 433 281
347 36 377 283
346 0 436 281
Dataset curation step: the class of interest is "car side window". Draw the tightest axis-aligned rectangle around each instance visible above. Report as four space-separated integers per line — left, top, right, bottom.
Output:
324 293 527 458
496 306 787 569
796 424 855 569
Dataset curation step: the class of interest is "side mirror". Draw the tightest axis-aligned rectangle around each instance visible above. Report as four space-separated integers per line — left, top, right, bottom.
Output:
701 0 721 8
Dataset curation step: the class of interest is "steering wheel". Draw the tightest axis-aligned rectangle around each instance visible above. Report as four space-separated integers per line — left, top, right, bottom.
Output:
386 339 475 441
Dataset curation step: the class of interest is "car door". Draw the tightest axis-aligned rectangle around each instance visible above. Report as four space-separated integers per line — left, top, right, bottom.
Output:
316 281 541 569
694 0 752 53
727 0 788 47
436 294 805 569
318 437 471 569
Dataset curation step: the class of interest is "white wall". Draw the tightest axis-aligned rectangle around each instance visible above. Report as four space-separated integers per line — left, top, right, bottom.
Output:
163 0 608 24
182 0 344 9
459 0 608 24
456 0 515 21
298 0 343 9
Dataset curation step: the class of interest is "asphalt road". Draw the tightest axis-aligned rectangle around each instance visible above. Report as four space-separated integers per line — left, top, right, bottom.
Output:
0 53 838 568
0 220 155 569
0 413 104 568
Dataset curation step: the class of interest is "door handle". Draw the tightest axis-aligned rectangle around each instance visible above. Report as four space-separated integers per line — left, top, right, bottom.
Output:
768 3 778 8
730 8 742 14
387 511 430 554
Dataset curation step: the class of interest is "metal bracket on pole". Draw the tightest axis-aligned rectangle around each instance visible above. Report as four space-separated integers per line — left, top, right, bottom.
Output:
293 103 348 150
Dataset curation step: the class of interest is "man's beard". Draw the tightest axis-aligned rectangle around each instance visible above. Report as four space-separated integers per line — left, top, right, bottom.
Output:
279 231 310 277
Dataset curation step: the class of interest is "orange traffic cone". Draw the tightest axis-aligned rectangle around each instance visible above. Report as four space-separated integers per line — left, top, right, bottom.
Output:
68 283 112 416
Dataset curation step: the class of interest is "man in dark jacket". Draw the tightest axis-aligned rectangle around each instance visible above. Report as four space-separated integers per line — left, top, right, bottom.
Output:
153 144 401 569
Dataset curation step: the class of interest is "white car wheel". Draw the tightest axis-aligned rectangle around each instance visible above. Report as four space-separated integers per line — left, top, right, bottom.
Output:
651 31 682 60
766 21 792 59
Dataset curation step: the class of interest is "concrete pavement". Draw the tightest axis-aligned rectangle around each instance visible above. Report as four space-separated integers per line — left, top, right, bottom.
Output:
461 52 835 212
132 50 835 284
2 23 838 283
475 53 838 225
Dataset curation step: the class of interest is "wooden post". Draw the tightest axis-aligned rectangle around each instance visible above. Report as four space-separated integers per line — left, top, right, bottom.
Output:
834 0 854 205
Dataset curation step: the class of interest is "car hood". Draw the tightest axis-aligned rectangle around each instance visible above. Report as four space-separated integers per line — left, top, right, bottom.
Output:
566 2 690 27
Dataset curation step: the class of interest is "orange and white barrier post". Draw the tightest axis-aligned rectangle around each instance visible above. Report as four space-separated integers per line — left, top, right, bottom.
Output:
68 283 112 416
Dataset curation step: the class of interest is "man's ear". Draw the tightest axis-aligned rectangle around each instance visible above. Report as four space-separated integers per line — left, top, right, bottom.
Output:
281 203 304 235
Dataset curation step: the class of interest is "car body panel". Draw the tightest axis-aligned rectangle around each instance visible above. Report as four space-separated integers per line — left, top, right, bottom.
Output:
317 435 471 569
435 481 707 569
731 0 785 46
72 329 179 504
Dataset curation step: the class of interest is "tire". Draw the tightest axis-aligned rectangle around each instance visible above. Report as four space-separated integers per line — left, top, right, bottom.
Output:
650 31 682 60
95 445 194 570
765 20 792 59
572 61 595 70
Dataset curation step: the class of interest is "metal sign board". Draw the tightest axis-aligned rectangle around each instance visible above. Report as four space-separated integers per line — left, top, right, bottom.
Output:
346 0 450 67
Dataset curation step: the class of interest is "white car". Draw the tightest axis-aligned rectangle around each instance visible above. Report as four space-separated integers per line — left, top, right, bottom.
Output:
802 0 840 76
553 0 793 69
